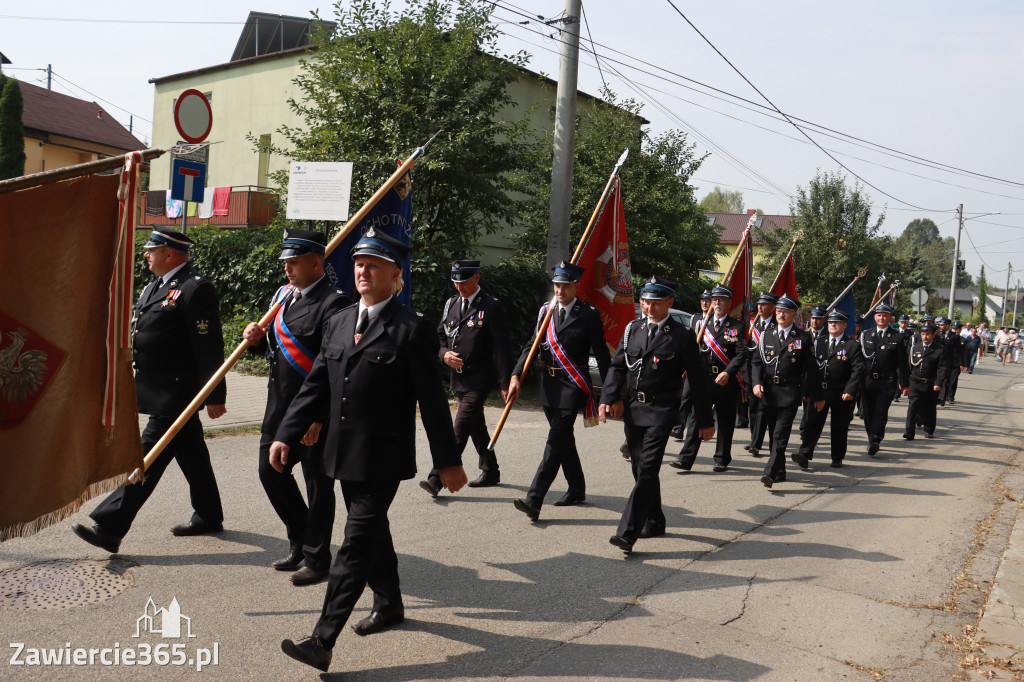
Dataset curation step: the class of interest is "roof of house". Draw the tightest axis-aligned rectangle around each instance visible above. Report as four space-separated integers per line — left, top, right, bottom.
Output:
931 288 977 302
231 12 336 62
706 212 792 245
20 80 145 152
150 14 648 124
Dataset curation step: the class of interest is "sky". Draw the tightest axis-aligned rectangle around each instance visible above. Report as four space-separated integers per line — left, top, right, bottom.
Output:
2 1 1022 287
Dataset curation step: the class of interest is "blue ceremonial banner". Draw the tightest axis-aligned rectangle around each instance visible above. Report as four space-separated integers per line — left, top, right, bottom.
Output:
836 289 857 337
325 162 412 305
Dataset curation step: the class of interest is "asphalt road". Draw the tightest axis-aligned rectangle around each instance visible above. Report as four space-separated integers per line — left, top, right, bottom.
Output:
2 361 1023 681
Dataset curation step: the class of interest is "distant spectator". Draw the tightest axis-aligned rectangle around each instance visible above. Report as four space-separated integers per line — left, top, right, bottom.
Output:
964 328 982 373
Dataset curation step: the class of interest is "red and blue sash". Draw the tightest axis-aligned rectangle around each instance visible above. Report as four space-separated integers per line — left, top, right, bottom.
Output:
704 324 747 395
272 286 316 378
543 304 599 427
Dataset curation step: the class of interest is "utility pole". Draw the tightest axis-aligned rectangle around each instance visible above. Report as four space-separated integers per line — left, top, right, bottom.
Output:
947 204 963 320
546 0 582 274
46 64 51 90
1014 279 1020 328
1005 263 1013 326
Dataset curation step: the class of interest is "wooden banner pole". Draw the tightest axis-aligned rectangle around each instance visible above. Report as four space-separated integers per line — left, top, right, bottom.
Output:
135 135 438 476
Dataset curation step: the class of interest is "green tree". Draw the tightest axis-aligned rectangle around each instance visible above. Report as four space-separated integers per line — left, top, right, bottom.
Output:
510 89 723 310
895 217 973 291
756 170 906 312
974 266 991 326
699 186 743 213
0 75 26 180
262 0 534 298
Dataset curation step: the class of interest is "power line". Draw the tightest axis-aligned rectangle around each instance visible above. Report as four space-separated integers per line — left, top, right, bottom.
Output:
662 0 945 212
48 71 152 124
492 12 795 203
579 2 606 91
491 0 1023 192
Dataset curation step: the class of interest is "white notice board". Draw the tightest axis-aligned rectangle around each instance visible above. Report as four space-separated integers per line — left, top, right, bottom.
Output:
286 162 353 221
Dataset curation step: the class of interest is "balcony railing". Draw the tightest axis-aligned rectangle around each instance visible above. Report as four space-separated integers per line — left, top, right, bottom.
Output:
140 186 279 230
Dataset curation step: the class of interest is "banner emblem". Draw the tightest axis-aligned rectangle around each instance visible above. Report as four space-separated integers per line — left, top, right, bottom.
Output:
0 311 66 429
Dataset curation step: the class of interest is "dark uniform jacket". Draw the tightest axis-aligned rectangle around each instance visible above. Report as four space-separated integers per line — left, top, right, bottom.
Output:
437 288 514 394
275 298 460 482
907 338 951 389
695 314 747 388
752 326 821 408
814 335 864 401
859 326 910 386
602 317 714 428
132 263 226 415
939 330 965 369
741 316 777 387
250 277 350 434
513 299 611 410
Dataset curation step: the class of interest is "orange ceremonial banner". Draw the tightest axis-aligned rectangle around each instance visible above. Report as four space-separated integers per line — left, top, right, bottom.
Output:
0 169 143 540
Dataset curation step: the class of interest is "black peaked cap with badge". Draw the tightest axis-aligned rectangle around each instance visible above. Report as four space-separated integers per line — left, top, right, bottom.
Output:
279 228 327 259
144 227 194 252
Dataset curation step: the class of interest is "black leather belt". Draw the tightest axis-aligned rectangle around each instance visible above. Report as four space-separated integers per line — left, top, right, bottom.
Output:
540 364 564 376
771 376 801 384
635 390 682 403
871 372 895 380
454 363 482 374
910 374 930 384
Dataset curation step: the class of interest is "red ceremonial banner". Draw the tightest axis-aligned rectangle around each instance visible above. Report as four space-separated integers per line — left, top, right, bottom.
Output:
726 227 753 320
576 177 635 350
771 256 798 301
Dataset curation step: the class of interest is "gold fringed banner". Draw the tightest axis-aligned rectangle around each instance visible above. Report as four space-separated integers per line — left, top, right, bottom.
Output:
0 173 143 541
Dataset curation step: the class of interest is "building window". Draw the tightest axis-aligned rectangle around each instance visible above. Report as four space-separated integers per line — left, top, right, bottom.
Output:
257 134 271 188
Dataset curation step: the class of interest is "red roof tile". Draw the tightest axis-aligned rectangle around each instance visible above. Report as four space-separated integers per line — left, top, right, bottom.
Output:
19 80 145 152
707 212 792 245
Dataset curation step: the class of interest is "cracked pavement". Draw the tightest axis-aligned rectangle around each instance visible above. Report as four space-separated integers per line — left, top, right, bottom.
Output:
3 361 1023 680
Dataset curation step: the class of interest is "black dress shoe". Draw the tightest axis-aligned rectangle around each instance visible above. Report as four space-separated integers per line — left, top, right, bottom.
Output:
668 458 691 471
72 523 121 554
467 472 500 488
671 426 685 441
749 448 762 457
419 479 441 498
712 464 728 472
513 498 540 521
281 635 331 671
903 433 914 440
791 453 809 469
867 441 880 456
772 473 787 484
743 444 752 452
830 461 843 468
552 491 585 506
272 548 303 571
170 520 223 536
760 475 774 489
639 523 665 539
609 535 634 554
925 431 935 439
351 606 404 636
290 565 328 586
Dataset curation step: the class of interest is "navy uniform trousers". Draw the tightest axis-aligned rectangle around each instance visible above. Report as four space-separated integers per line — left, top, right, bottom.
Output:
91 413 222 537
